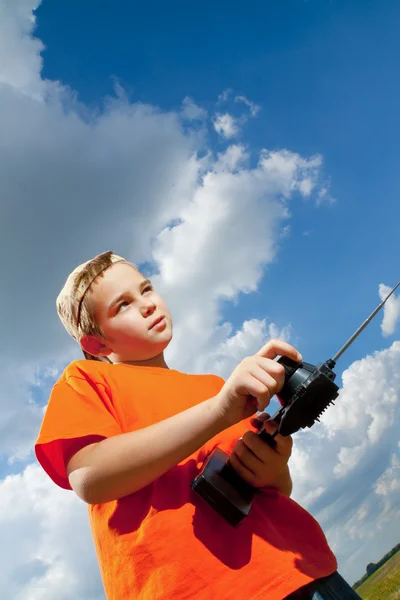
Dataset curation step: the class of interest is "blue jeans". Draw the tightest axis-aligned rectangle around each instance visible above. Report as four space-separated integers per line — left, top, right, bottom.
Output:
284 572 362 599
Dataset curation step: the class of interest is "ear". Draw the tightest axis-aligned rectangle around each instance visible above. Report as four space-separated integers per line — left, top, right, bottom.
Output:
80 335 112 357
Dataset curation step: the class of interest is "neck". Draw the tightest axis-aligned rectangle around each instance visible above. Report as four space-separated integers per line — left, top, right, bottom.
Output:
114 352 170 369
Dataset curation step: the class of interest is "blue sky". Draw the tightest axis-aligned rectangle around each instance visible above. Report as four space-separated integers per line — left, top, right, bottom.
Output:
1 0 400 597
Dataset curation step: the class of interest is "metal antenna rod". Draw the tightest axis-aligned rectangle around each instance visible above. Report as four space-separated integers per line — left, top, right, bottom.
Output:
332 280 400 364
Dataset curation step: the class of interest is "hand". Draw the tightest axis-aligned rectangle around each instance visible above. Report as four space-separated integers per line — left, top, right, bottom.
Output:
215 339 302 427
228 413 293 489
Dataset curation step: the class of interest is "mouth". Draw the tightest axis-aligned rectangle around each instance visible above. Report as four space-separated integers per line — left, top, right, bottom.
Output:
149 315 165 330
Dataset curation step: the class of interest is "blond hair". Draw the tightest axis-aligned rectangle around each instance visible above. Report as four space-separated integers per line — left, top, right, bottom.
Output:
56 250 138 362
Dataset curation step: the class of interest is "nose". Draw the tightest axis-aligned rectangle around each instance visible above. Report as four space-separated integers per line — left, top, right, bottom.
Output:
141 299 156 316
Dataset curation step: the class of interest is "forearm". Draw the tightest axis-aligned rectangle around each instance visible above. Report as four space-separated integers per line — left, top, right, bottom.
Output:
68 396 226 504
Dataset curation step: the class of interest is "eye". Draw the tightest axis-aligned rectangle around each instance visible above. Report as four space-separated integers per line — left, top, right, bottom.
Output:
117 300 130 312
143 285 153 293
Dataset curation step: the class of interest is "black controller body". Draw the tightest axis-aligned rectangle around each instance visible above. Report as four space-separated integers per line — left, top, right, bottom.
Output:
191 356 339 526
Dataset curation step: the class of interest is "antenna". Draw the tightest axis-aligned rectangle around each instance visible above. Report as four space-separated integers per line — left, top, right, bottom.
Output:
331 280 400 364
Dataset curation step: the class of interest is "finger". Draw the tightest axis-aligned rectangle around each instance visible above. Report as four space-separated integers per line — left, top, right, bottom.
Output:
251 364 282 397
255 339 302 363
242 374 273 412
262 421 293 457
229 453 256 486
250 412 271 429
229 443 258 485
233 437 263 469
261 418 279 436
242 429 276 462
255 358 286 391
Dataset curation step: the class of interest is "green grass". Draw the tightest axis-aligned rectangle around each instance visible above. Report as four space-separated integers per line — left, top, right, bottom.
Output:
355 550 400 600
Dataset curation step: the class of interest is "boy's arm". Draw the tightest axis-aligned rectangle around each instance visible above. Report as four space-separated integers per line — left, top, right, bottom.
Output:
67 395 226 504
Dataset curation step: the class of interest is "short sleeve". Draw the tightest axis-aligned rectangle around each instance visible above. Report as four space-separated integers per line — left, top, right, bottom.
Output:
35 374 122 490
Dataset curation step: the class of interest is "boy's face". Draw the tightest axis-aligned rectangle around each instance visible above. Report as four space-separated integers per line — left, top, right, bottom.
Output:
84 262 173 363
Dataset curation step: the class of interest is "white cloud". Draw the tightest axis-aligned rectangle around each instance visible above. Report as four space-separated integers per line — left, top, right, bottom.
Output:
181 96 207 121
302 486 326 507
213 112 240 138
374 452 400 496
258 150 323 196
0 0 45 98
299 178 313 197
379 283 400 337
213 94 260 139
0 465 104 600
152 147 319 374
288 341 400 581
0 367 45 462
218 88 232 102
0 349 78 464
333 442 368 478
235 95 260 117
316 184 335 205
320 342 400 448
214 144 248 172
202 319 292 380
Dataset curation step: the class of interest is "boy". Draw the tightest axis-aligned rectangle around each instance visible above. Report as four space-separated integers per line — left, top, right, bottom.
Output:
35 251 360 599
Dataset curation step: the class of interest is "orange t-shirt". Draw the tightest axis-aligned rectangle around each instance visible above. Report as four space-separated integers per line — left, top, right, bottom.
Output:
35 360 337 600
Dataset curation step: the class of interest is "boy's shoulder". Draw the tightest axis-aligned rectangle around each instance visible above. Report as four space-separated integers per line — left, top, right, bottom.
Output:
58 359 112 385
57 360 225 389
